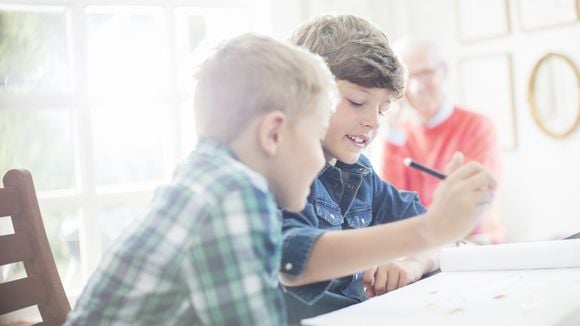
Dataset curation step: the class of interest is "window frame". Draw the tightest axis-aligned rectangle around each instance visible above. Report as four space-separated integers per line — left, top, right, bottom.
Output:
0 0 271 295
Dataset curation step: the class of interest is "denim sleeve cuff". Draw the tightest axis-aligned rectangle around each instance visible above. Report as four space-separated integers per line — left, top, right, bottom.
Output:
281 227 331 304
281 227 325 276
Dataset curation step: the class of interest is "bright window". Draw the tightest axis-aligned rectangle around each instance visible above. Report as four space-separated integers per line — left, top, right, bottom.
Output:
0 0 269 304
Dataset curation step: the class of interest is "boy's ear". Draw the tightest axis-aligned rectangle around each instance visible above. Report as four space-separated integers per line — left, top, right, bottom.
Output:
258 111 287 157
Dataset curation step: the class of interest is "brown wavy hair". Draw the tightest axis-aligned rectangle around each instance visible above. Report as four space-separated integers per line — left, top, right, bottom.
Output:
290 14 406 100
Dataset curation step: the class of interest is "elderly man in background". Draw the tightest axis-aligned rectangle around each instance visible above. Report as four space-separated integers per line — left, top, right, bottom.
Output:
380 37 505 244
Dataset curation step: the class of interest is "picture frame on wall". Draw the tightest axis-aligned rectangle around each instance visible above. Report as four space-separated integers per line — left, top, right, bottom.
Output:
455 0 511 42
457 53 518 151
518 0 579 31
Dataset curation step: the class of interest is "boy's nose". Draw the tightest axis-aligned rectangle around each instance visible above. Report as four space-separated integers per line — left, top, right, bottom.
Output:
362 109 380 129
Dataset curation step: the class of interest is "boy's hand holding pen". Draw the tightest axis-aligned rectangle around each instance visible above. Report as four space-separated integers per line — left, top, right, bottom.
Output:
405 152 497 246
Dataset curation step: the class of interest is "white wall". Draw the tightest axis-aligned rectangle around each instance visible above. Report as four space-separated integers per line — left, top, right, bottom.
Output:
270 0 580 242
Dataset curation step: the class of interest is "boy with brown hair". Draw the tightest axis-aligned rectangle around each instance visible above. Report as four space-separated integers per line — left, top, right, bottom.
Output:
65 33 337 325
279 15 496 323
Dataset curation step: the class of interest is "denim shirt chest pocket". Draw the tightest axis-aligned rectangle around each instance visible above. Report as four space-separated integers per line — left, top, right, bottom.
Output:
344 206 372 229
313 199 344 230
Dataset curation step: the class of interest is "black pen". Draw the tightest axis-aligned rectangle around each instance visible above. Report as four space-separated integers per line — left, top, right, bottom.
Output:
403 158 446 180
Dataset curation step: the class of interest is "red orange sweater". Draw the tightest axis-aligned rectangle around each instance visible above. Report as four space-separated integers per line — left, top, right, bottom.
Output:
381 106 504 243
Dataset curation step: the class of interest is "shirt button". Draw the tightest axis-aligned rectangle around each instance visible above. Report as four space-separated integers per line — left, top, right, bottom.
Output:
284 263 293 271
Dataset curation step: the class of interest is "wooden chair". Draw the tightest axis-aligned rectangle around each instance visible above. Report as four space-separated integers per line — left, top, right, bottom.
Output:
0 169 70 325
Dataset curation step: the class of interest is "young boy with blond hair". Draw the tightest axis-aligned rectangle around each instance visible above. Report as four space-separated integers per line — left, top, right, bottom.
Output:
279 15 496 323
65 34 336 325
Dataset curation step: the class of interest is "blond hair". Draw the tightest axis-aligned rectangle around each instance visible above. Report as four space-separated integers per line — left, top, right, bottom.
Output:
194 33 336 143
290 14 405 100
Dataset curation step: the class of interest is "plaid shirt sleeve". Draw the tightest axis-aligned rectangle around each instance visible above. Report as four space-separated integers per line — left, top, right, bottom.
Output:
65 140 286 325
186 184 286 325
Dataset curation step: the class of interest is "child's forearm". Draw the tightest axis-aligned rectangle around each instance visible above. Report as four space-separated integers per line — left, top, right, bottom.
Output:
280 213 443 286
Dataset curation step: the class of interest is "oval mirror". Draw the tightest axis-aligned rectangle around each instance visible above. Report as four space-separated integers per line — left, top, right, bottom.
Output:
528 53 580 138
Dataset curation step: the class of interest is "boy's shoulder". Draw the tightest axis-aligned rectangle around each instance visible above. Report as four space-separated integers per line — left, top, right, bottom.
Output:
177 138 270 198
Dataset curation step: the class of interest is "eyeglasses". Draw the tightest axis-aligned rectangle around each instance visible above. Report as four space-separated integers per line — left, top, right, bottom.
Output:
408 63 445 81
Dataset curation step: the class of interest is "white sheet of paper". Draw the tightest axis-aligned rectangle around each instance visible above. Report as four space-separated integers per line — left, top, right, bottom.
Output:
302 240 580 326
302 269 580 326
441 239 580 271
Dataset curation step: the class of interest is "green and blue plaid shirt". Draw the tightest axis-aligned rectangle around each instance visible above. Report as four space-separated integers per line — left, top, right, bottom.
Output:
66 138 286 325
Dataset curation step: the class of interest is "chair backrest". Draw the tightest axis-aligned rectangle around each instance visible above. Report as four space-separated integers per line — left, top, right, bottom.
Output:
0 169 71 325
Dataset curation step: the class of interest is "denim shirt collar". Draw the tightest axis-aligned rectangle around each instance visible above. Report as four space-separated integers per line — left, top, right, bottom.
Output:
319 159 372 178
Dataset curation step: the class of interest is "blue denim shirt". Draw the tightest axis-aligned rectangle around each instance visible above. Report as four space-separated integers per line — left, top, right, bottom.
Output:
280 155 426 323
